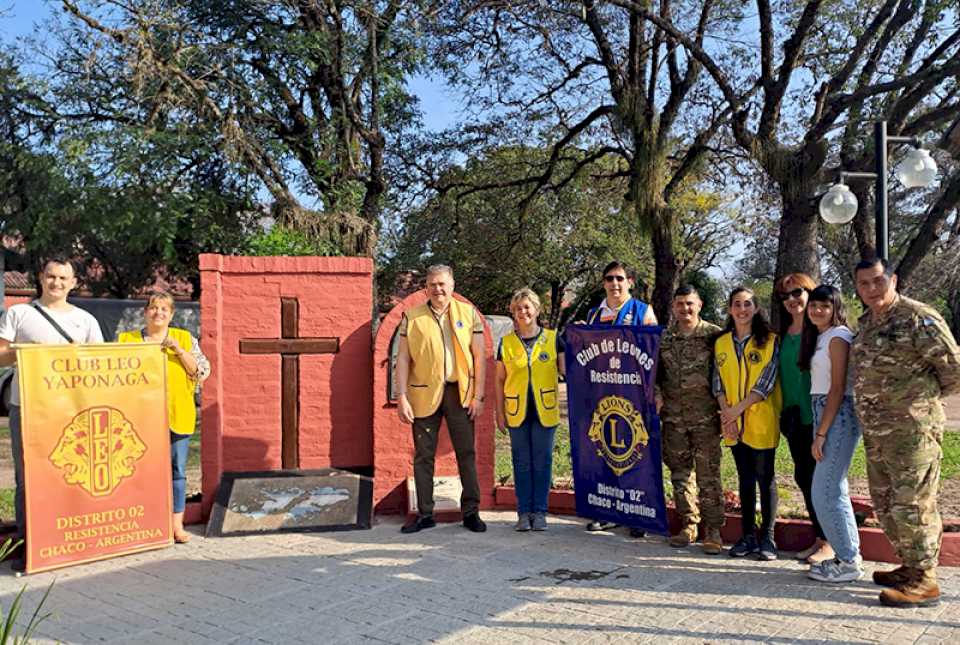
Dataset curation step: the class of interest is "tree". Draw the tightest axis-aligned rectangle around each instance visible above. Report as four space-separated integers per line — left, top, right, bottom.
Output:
385 144 735 324
384 146 651 325
428 0 745 320
39 0 432 253
624 0 960 279
0 51 259 296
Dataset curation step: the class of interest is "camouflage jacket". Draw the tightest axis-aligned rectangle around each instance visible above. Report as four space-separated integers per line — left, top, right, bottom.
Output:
657 319 722 424
852 294 960 437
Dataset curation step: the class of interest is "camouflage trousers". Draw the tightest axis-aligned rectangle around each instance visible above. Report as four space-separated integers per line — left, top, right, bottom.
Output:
863 429 943 569
662 419 724 530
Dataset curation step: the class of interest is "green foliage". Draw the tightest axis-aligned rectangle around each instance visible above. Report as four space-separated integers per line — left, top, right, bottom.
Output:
382 146 653 325
244 226 342 257
684 270 726 325
1 52 259 295
0 538 54 644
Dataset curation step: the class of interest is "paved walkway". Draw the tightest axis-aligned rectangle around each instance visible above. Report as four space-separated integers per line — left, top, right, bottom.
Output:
0 512 955 644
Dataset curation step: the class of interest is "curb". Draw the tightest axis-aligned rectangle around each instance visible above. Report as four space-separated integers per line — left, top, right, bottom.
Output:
493 486 960 566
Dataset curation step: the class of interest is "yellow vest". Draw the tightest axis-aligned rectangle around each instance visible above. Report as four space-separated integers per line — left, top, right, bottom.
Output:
118 327 197 435
500 329 560 428
405 299 477 418
715 331 782 449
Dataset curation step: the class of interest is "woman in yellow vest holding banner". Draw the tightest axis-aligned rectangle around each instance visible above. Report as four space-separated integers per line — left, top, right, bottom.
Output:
119 291 210 543
713 286 782 561
495 288 565 532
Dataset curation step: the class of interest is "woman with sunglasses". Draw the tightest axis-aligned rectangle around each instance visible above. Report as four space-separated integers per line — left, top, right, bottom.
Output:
713 287 782 560
775 273 832 564
799 285 863 582
582 260 657 534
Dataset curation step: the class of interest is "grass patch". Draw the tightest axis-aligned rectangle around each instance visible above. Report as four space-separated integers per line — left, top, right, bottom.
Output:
495 426 960 498
0 488 13 524
188 432 201 470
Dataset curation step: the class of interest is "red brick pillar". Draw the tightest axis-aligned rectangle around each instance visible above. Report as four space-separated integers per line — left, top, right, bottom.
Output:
372 292 496 514
198 254 374 518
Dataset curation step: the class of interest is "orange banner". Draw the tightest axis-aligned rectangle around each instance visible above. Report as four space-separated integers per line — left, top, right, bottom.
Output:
16 342 173 573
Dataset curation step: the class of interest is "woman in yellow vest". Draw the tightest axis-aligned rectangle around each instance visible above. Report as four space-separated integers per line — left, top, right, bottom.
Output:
119 291 210 543
713 286 782 560
495 288 565 532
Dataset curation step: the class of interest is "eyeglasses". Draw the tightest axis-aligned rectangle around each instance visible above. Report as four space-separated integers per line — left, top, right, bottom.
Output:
778 288 805 301
604 275 627 283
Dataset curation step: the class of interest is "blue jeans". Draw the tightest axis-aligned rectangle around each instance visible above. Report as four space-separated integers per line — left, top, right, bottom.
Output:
509 415 556 514
811 395 862 562
171 432 190 513
9 405 25 538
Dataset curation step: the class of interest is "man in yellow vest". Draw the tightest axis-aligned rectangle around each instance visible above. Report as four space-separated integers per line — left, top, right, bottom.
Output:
395 265 487 533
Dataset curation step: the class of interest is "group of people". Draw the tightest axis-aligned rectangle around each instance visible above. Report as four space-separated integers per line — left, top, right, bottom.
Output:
1 256 955 608
0 256 209 553
395 260 959 609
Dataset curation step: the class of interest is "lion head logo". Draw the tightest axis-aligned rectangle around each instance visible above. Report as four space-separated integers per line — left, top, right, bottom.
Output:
49 406 147 497
587 396 648 476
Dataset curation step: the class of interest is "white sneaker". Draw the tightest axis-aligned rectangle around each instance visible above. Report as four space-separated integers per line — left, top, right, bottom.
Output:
807 558 864 583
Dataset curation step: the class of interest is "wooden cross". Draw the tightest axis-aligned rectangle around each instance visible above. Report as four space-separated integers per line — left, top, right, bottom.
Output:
239 298 340 469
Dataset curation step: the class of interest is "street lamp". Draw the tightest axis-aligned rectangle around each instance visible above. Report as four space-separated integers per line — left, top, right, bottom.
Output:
819 121 938 260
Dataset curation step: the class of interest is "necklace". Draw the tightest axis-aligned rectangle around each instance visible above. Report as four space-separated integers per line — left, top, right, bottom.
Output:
142 328 169 343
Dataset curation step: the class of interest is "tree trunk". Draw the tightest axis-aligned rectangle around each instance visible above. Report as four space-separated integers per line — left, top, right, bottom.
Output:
950 287 960 340
548 281 563 329
851 184 876 260
896 170 960 289
650 209 679 324
629 128 676 323
775 191 821 280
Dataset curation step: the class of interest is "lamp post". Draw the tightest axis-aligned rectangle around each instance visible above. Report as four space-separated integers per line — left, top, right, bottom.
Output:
819 121 938 260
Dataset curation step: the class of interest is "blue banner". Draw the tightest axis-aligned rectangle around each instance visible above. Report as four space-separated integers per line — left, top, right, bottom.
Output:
564 325 667 534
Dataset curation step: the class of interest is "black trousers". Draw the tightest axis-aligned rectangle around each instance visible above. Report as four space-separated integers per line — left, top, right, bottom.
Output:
730 442 777 539
780 405 825 539
412 383 481 517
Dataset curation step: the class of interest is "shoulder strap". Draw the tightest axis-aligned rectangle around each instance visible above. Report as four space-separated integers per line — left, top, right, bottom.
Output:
31 303 75 343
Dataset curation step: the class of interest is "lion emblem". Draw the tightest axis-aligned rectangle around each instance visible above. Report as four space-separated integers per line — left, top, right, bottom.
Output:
588 396 648 476
49 406 147 497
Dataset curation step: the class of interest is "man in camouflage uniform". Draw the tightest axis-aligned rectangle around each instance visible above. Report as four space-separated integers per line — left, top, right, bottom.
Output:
657 285 725 554
852 257 960 607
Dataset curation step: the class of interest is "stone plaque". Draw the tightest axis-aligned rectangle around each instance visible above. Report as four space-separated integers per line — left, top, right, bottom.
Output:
407 476 463 515
207 469 372 536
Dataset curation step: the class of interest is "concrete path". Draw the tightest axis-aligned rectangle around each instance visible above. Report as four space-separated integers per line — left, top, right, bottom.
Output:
0 512 955 644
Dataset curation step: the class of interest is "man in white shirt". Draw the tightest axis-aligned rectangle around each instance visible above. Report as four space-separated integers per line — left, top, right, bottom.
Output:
0 257 104 541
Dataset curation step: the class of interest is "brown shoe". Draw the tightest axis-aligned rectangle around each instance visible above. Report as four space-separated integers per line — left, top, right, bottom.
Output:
702 528 723 555
872 565 913 588
879 569 940 608
669 525 698 548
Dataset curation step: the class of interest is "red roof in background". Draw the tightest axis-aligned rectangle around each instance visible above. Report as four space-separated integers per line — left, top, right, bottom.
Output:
4 270 194 299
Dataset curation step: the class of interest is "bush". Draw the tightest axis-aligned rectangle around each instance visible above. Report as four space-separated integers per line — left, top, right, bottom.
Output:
244 226 341 257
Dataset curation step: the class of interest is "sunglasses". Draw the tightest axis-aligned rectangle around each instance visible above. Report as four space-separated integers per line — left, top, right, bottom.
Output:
604 275 627 283
778 288 806 301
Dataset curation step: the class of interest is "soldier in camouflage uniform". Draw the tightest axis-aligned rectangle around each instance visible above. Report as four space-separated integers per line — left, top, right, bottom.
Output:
657 285 725 554
852 257 960 607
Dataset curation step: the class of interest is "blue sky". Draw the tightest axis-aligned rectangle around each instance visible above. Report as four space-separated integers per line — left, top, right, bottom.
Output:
2 1 742 278
0 1 461 132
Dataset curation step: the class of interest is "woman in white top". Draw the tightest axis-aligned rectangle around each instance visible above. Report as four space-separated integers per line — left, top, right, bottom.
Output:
798 285 863 583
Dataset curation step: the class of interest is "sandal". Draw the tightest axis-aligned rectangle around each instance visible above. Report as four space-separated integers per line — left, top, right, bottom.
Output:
174 530 192 544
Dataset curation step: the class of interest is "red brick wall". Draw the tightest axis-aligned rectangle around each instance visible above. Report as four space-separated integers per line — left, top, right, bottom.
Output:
3 295 32 309
372 291 496 514
199 255 374 517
